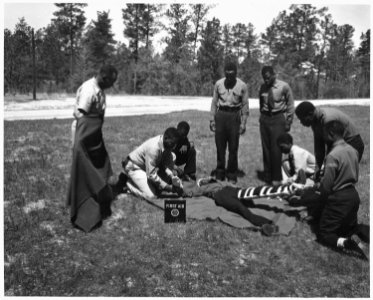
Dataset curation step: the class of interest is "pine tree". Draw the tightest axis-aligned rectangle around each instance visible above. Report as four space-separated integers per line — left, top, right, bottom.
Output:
38 23 68 88
356 29 370 97
163 4 192 64
84 11 116 72
142 4 163 48
189 4 212 58
197 17 224 95
122 4 147 62
52 3 87 77
231 23 247 61
222 24 234 58
4 18 33 94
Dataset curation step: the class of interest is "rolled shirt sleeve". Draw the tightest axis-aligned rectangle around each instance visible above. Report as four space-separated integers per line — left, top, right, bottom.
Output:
77 87 95 114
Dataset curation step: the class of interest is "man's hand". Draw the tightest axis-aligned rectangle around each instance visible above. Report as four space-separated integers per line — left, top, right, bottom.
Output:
172 185 184 197
179 145 188 154
313 166 321 182
171 176 183 189
285 123 291 132
239 123 246 135
209 120 216 132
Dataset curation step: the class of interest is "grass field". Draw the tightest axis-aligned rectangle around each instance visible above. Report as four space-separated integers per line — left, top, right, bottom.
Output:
3 106 370 296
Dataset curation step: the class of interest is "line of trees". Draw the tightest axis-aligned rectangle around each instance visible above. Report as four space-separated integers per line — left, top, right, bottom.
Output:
4 3 370 99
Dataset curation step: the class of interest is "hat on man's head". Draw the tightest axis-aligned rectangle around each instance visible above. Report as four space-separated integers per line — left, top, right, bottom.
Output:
224 61 237 73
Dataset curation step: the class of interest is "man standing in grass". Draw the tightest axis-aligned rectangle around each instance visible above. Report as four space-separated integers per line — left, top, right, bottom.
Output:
295 101 365 181
71 65 117 147
67 65 118 232
209 61 249 184
258 66 294 186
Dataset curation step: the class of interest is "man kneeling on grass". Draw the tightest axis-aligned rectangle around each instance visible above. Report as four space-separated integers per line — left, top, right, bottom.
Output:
277 133 316 185
290 120 369 259
172 121 197 181
119 127 185 200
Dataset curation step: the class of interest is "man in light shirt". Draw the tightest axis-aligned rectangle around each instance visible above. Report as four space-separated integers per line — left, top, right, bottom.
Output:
71 65 117 146
277 133 316 185
121 127 184 200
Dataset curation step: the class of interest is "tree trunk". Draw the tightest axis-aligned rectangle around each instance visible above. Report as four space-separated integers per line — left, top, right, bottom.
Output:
133 64 137 94
32 28 36 100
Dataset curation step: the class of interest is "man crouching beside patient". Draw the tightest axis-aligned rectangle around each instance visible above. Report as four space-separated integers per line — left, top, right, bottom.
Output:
121 127 184 200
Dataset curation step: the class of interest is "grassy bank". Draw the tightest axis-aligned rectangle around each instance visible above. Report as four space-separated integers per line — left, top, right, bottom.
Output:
3 106 369 296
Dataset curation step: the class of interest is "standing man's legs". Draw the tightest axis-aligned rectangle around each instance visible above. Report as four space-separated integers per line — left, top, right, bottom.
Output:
226 112 241 182
269 114 287 183
259 115 272 182
215 111 228 180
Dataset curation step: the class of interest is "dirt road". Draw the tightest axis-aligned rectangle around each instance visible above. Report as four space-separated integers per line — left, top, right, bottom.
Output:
4 96 370 121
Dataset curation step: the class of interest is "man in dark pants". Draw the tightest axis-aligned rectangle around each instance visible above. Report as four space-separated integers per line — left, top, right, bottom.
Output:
295 101 365 181
212 186 279 236
173 121 197 181
315 120 369 257
259 66 294 186
210 61 249 184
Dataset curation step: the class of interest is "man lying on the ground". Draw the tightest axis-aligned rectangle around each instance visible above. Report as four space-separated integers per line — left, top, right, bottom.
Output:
181 178 307 236
120 127 185 200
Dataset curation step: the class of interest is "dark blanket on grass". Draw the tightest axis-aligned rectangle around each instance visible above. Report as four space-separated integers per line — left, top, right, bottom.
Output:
67 116 113 232
147 181 306 235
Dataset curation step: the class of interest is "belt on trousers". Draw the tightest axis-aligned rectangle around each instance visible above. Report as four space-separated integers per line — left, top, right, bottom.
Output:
218 106 241 112
261 110 284 117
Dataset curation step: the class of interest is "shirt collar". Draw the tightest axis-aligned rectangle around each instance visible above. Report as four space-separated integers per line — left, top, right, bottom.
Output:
332 139 346 148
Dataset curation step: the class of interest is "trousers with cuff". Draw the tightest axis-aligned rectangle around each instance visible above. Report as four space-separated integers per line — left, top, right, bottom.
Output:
317 186 360 247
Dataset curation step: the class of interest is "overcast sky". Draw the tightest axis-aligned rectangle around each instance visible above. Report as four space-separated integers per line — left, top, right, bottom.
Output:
3 0 371 50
